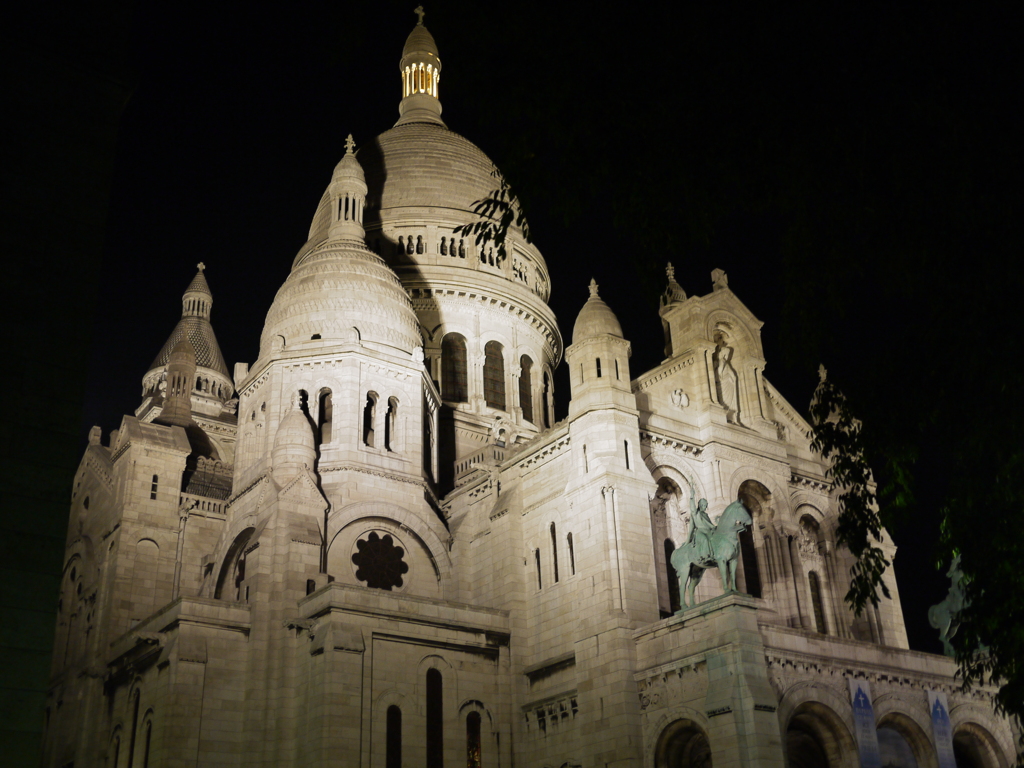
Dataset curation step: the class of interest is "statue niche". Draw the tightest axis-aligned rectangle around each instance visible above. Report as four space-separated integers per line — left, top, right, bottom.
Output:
712 328 741 424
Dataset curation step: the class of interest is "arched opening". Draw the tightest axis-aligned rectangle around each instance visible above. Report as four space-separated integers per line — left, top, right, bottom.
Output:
426 669 443 768
654 718 712 768
785 701 857 768
550 523 559 583
484 341 506 410
127 690 141 768
808 572 827 634
665 539 681 613
651 477 683 617
567 532 576 575
317 389 333 445
519 355 534 423
441 333 468 403
953 722 1009 768
385 397 398 451
467 711 482 768
214 527 255 602
876 727 918 768
386 705 402 768
876 712 938 768
142 716 152 768
542 371 553 428
363 392 378 447
736 480 767 598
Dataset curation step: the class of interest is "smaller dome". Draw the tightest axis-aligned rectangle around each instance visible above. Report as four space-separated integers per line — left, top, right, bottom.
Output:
332 135 366 185
661 262 687 306
572 279 623 344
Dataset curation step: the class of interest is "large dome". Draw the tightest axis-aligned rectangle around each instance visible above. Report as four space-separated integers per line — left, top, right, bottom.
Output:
362 123 504 221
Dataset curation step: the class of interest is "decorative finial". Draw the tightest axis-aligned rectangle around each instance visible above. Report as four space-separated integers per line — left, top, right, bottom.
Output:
588 278 599 298
666 263 675 281
711 268 728 291
197 262 205 272
344 134 356 155
818 364 827 383
414 5 425 25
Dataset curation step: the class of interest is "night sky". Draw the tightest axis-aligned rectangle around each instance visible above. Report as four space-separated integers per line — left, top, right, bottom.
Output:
80 1 1022 655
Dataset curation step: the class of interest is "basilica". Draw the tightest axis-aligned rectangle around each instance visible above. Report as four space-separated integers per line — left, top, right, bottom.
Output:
45 14 1018 768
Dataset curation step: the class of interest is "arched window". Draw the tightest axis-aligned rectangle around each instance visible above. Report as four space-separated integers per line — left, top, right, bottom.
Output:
567 533 576 575
142 718 152 768
111 733 121 768
596 357 602 377
318 389 333 445
426 669 443 768
809 572 827 634
416 235 424 254
542 372 552 428
534 549 542 589
385 397 398 451
363 393 377 447
127 690 140 768
467 711 482 768
483 341 506 410
519 355 534 423
386 705 402 768
441 333 468 403
550 523 559 583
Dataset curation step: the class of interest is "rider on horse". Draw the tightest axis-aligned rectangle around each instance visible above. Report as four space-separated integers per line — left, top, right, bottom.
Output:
686 486 715 563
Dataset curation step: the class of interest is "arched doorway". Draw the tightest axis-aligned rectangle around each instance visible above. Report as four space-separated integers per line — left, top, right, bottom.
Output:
654 718 712 768
952 722 1009 768
876 711 937 768
785 701 857 768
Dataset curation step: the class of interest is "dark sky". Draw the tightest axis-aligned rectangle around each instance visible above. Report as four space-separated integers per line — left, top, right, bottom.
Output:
82 1 1021 654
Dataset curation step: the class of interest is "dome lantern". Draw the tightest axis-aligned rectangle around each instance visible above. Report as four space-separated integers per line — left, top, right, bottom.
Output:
397 6 444 127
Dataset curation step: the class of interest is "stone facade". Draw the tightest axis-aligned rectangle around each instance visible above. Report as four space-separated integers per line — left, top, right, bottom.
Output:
45 16 1018 768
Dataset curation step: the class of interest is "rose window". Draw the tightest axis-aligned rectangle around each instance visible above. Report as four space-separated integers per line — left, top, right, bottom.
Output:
352 531 409 590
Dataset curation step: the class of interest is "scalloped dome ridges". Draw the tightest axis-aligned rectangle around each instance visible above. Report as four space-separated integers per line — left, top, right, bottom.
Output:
260 241 421 358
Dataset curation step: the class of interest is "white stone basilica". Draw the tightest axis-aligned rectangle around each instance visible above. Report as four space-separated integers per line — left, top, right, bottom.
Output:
46 14 1018 768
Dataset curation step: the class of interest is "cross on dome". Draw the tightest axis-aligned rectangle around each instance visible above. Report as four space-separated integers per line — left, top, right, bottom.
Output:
197 262 205 271
666 263 675 280
345 134 356 154
414 5 425 25
589 278 599 297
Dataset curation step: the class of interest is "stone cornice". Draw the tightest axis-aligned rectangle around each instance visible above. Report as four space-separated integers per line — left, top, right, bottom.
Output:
632 355 697 393
639 430 703 457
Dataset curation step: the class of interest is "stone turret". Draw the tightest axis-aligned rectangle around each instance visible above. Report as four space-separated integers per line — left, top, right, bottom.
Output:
567 279 635 419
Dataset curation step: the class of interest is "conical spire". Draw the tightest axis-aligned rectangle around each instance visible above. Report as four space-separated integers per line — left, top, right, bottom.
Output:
396 6 445 126
326 135 368 242
148 265 230 377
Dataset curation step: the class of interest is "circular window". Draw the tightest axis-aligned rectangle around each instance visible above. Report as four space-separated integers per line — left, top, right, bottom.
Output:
352 531 408 590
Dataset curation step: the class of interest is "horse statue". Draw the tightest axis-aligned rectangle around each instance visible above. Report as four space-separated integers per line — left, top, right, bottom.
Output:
670 499 752 610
